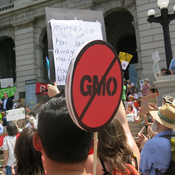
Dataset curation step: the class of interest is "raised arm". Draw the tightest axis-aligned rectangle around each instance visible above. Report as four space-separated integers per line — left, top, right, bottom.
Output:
115 101 140 168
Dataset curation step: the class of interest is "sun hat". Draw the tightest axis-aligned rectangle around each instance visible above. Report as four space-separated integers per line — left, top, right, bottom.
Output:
128 95 135 100
150 103 175 129
163 95 174 104
30 117 36 124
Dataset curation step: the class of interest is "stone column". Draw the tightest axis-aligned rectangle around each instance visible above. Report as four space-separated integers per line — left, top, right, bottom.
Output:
13 21 37 100
153 75 175 106
36 43 45 83
133 21 142 88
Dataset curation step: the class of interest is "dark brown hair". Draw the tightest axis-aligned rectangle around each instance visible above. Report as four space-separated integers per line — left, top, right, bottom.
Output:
98 118 133 175
7 123 18 136
15 127 44 175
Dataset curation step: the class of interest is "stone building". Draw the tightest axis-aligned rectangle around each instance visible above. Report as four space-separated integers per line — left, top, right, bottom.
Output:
0 0 175 103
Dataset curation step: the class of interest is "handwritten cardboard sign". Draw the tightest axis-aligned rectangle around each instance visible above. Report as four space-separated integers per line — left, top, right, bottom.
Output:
139 93 157 116
0 78 13 88
127 114 135 121
6 108 25 121
50 20 103 85
152 50 160 63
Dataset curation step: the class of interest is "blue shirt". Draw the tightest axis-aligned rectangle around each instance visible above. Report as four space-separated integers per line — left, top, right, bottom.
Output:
140 129 174 175
3 98 7 110
2 116 10 127
0 124 3 134
169 58 175 74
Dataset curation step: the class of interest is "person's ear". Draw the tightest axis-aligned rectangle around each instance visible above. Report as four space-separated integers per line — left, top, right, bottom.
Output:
33 132 43 152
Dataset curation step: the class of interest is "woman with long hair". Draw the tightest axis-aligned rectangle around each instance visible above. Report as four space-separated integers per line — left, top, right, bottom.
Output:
15 127 44 175
86 118 139 175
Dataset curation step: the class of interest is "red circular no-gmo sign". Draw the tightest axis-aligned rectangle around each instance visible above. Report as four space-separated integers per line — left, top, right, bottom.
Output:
67 40 123 132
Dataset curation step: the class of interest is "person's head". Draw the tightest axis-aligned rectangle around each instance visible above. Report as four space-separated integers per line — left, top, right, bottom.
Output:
128 95 135 102
161 68 167 75
98 118 133 174
33 96 93 165
150 87 155 93
29 117 36 127
6 123 18 136
127 105 133 112
144 79 148 84
4 93 8 99
162 95 174 105
130 89 135 95
0 111 6 118
15 127 44 175
25 106 30 112
127 80 131 85
150 103 175 132
127 86 131 91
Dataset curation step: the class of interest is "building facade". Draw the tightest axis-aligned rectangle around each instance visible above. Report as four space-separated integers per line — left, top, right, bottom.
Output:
0 0 175 102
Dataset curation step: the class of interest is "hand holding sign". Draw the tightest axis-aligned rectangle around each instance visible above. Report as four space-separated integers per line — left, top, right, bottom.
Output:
65 40 123 132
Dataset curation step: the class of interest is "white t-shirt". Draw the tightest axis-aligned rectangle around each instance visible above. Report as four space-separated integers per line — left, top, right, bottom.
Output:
25 121 37 129
129 93 139 100
3 135 16 166
12 102 18 109
127 82 135 87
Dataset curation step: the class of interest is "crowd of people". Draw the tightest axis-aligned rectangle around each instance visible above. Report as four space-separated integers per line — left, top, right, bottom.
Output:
0 79 174 175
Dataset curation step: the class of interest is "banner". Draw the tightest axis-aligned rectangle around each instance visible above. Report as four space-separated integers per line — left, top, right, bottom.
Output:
119 52 133 70
0 86 16 99
35 83 48 95
139 93 157 116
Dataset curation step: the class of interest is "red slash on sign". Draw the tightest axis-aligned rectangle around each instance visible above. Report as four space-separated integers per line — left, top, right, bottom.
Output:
67 40 123 132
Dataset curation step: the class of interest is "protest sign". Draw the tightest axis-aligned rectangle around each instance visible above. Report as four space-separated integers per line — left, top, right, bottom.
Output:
139 93 157 116
6 108 25 121
50 20 103 85
46 8 106 85
35 83 48 95
152 63 161 80
65 40 123 132
152 50 160 63
0 78 13 88
119 52 133 70
0 86 16 99
127 114 135 121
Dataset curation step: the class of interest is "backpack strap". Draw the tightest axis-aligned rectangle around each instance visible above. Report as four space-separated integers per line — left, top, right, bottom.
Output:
155 134 175 175
159 135 175 140
155 169 166 175
99 157 111 175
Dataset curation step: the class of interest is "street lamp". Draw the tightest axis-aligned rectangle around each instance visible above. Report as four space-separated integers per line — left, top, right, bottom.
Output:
147 0 175 68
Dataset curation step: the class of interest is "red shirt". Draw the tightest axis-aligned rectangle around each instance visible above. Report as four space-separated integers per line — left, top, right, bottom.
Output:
113 164 140 175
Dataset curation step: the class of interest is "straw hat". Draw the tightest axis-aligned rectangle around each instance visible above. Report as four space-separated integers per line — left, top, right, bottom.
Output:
128 95 135 100
150 103 175 129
